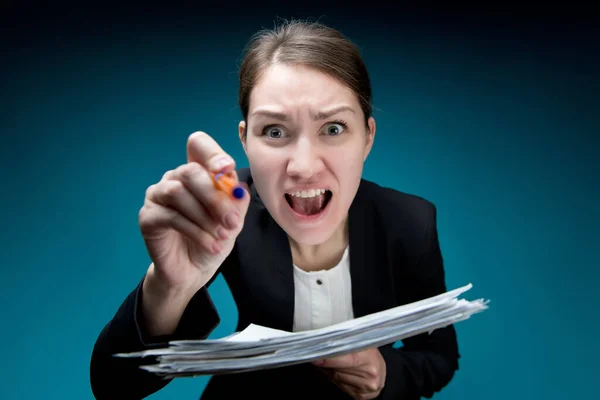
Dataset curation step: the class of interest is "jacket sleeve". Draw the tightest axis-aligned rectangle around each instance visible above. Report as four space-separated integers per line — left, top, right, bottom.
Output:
378 203 460 400
89 269 224 399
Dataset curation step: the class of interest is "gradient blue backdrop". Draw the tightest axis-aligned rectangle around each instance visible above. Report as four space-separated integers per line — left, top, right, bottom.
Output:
2 6 598 400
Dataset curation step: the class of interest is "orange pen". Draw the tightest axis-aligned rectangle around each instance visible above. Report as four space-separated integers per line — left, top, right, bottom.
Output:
212 172 245 199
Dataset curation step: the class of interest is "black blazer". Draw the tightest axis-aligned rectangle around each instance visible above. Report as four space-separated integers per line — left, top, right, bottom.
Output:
90 168 460 399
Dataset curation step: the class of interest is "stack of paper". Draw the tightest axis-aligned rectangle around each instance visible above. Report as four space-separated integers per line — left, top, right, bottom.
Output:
115 283 488 378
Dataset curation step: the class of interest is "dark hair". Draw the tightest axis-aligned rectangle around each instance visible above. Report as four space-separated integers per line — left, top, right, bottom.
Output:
238 19 373 130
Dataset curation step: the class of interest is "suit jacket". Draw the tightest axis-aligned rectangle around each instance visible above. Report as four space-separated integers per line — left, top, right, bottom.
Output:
90 168 460 399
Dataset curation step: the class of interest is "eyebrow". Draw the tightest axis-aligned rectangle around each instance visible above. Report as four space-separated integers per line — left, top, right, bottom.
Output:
251 105 355 121
251 109 290 121
313 105 355 120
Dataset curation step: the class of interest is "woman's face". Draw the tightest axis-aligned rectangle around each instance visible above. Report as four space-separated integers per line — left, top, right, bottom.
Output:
239 63 376 245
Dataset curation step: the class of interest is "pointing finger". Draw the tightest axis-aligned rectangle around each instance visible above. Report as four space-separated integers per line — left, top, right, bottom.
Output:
186 131 236 173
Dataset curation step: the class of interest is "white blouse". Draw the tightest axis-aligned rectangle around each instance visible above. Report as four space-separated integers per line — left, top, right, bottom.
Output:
292 246 354 332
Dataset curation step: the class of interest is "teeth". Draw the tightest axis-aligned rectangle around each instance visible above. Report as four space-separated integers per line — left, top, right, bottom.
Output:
288 189 327 198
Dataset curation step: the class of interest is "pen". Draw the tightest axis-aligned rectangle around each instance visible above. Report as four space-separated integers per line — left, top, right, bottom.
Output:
212 172 245 199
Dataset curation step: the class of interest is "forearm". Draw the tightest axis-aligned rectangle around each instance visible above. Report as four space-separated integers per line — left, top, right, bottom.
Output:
90 276 221 399
90 280 174 399
141 265 201 337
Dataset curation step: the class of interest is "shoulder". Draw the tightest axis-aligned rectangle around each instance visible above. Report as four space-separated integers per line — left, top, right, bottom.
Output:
357 178 437 236
355 178 440 268
355 179 447 290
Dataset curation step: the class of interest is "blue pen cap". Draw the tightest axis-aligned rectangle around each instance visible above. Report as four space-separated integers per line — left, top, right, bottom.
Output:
232 186 245 199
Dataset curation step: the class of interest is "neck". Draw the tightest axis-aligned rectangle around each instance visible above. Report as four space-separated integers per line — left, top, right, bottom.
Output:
289 217 349 272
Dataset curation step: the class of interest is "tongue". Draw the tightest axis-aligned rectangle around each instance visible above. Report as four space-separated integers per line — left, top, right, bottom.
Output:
289 194 326 215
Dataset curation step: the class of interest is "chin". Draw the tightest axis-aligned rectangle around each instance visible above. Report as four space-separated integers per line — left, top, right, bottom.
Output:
285 225 339 246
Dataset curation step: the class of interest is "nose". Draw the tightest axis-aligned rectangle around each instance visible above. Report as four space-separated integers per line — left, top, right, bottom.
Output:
286 136 324 180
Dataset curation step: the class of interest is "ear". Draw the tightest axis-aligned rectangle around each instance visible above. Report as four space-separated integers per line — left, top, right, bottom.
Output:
238 120 248 154
363 116 376 161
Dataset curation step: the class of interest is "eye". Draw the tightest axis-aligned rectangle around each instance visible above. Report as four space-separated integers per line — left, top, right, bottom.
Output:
323 121 346 136
262 126 286 139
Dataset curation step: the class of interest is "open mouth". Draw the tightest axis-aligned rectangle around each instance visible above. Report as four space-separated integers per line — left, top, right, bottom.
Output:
284 189 333 217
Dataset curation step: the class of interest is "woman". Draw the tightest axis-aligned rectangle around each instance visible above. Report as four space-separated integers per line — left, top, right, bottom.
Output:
90 19 460 400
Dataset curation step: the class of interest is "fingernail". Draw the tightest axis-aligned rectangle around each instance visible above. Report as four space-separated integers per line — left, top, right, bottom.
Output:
211 156 234 172
224 213 239 229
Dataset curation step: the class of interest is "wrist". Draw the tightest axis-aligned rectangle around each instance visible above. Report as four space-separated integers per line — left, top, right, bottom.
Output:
144 263 202 301
140 265 201 337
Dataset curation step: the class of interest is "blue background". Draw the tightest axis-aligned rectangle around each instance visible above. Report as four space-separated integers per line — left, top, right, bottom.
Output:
2 4 598 399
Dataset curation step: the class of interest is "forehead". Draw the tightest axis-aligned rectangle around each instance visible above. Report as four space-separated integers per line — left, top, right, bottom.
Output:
249 63 359 114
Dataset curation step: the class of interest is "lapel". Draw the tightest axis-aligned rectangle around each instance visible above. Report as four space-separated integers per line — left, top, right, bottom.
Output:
347 180 383 319
350 181 399 316
262 211 295 331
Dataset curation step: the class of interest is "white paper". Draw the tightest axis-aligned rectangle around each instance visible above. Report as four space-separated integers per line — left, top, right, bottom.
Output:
114 283 488 377
224 324 293 342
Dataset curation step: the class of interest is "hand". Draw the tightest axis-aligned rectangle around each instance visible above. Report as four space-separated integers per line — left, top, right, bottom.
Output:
313 348 386 400
138 131 251 294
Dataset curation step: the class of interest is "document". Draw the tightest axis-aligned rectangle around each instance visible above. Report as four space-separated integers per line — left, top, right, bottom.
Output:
115 283 488 378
